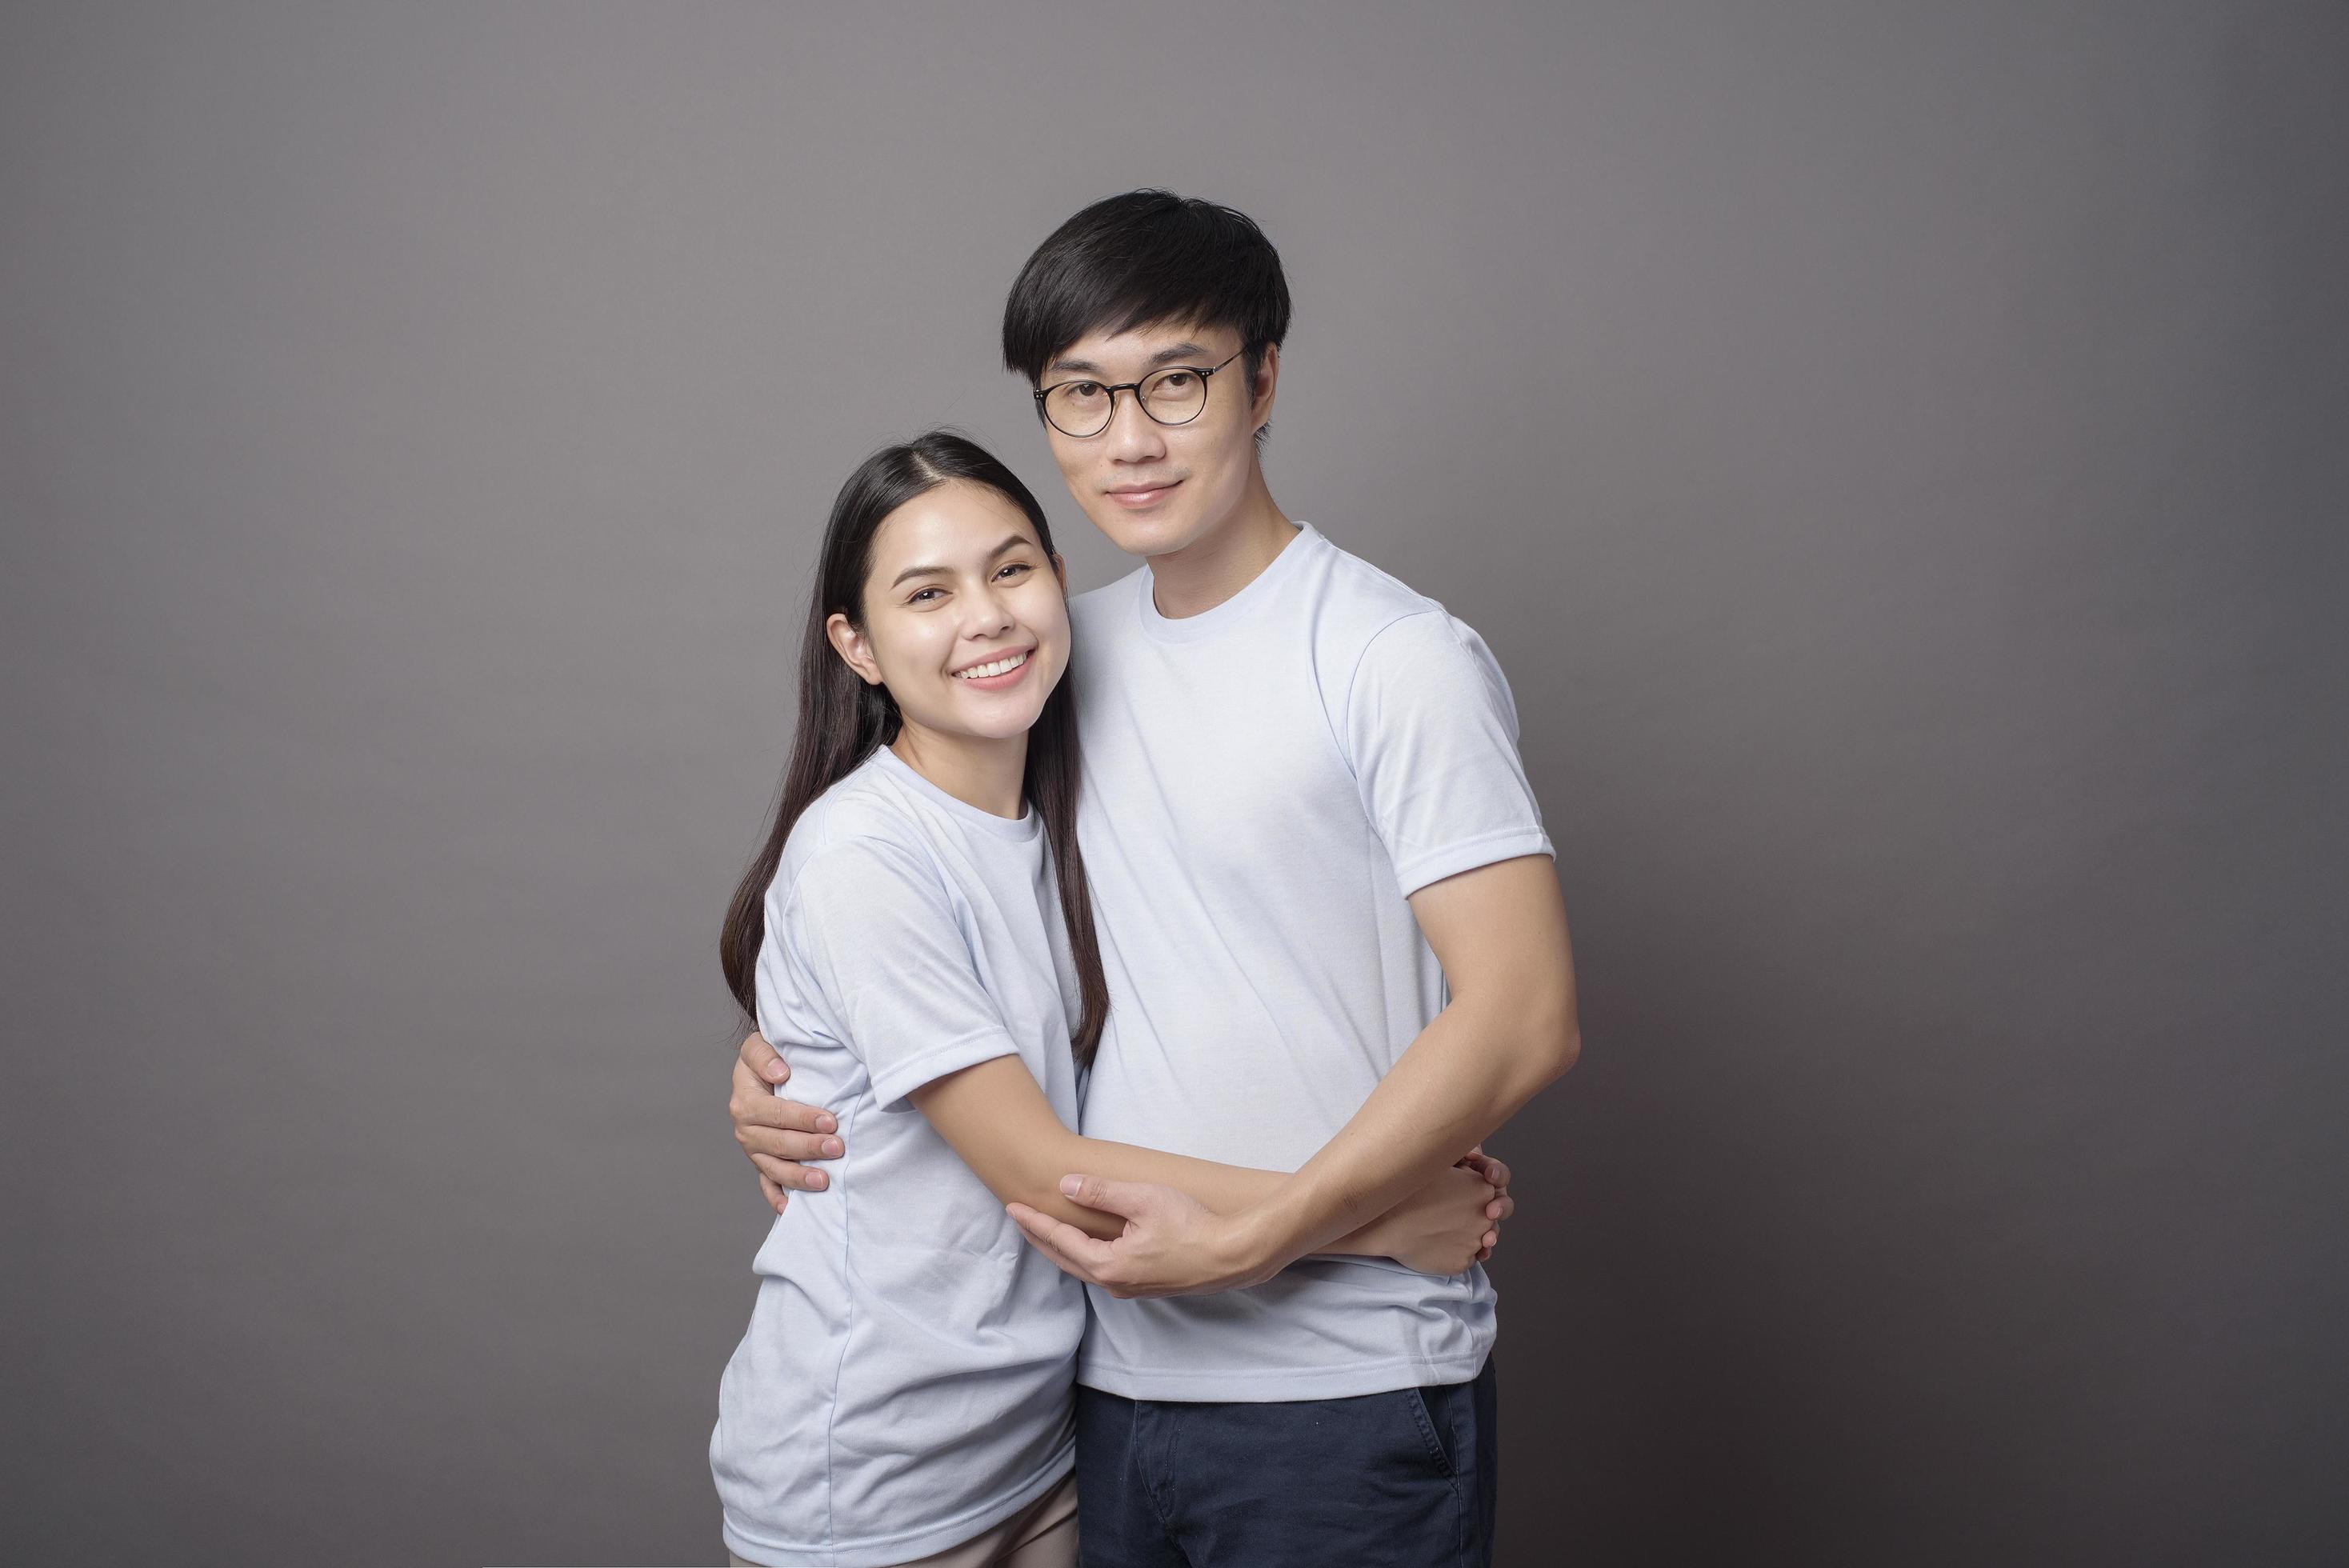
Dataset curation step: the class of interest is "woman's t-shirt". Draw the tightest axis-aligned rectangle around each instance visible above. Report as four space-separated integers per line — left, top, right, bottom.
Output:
710 744 1087 1568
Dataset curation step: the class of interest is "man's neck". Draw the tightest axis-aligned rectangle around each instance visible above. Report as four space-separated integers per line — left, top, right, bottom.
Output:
1146 472 1297 620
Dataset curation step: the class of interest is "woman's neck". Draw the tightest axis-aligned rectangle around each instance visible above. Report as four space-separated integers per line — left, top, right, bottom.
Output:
889 723 1029 819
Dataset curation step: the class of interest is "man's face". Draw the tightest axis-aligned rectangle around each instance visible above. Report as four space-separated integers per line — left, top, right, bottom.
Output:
1034 319 1278 561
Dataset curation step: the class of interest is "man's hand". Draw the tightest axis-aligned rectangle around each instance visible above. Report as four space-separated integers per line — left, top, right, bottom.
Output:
1358 1156 1511 1276
1007 1177 1285 1299
1007 1148 1518 1294
1458 1149 1514 1264
730 1032 845 1215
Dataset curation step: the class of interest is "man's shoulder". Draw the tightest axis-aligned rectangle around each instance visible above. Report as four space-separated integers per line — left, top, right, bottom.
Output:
1291 529 1520 732
1295 526 1465 669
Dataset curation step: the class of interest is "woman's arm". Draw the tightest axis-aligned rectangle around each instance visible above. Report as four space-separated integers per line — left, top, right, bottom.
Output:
910 1055 1506 1272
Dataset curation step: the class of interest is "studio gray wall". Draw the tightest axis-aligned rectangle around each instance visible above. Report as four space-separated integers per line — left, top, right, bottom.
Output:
4 3 2341 1563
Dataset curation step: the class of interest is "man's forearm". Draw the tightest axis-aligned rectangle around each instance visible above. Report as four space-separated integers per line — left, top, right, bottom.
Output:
1018 1125 1408 1255
1239 986 1576 1268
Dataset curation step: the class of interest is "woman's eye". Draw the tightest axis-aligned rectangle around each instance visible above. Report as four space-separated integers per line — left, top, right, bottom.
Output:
997 562 1032 580
908 587 942 604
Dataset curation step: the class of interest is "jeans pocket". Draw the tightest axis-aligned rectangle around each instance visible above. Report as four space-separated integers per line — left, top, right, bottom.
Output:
1403 1384 1461 1478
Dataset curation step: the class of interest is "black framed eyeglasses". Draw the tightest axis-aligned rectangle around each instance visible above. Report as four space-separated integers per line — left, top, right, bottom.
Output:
1032 349 1247 438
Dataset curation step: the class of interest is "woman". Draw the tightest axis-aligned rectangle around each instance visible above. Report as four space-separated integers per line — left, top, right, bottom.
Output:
710 432 1506 1568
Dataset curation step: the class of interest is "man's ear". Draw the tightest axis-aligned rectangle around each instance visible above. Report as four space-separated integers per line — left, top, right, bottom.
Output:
825 611 884 686
1248 342 1281 432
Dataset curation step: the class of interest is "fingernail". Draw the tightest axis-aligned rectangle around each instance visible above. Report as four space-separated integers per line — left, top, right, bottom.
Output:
817 1114 836 1133
806 1173 826 1190
1059 1175 1082 1197
822 1138 842 1158
765 1062 785 1079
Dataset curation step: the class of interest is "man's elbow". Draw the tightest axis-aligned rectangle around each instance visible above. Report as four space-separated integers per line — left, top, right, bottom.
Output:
1531 987 1581 1088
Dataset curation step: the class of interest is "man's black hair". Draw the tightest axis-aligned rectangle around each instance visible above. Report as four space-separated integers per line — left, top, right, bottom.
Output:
1002 190 1291 438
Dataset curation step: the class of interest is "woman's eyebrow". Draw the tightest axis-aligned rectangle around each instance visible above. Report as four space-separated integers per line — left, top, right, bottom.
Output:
887 535 1034 588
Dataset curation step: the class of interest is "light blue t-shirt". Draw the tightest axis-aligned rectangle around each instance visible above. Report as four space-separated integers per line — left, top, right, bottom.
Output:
1068 522 1554 1402
710 746 1087 1568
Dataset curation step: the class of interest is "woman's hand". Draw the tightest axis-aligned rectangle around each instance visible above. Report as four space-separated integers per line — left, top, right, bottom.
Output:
1361 1153 1514 1276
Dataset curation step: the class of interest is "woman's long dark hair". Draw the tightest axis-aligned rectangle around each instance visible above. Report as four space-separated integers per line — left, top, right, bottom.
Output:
719 431 1109 1067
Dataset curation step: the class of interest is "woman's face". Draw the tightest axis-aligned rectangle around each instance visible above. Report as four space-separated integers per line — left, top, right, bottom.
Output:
828 479 1070 747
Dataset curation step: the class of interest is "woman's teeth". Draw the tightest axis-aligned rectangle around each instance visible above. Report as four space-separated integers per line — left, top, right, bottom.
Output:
954 650 1029 679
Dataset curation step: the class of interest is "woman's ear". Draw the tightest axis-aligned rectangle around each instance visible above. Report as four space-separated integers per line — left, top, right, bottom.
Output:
825 611 884 686
1050 552 1068 594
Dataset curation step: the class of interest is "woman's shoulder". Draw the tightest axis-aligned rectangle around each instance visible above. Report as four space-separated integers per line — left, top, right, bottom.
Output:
773 758 942 906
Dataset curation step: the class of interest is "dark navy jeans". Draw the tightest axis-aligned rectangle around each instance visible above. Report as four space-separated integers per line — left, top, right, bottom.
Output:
1072 1355 1498 1566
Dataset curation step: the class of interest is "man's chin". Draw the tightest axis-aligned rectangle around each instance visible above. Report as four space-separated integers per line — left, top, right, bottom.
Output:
1087 507 1205 561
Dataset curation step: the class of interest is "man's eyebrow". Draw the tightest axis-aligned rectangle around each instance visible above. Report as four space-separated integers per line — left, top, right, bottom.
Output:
1045 342 1214 377
887 534 1034 588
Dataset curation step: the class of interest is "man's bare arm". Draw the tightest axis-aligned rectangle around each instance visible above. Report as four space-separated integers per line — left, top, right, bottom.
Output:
726 1034 1512 1268
910 1056 1508 1273
1006 854 1575 1296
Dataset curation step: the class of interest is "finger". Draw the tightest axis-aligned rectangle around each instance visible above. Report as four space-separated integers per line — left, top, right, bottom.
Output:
735 1095 838 1136
1459 1150 1509 1192
1057 1174 1156 1220
1006 1207 1107 1286
1483 1193 1515 1222
740 1127 845 1163
1006 1205 1110 1285
740 1031 790 1085
1010 1201 1126 1274
758 1176 790 1215
750 1154 829 1192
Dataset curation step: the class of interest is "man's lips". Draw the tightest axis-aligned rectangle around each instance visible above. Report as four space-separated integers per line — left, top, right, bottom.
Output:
1104 478 1183 509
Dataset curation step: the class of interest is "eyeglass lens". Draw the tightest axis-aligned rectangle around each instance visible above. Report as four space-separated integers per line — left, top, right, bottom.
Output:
1043 366 1211 437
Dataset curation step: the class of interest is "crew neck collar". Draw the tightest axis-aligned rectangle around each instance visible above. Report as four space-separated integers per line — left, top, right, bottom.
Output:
869 743 1040 841
1136 522 1322 643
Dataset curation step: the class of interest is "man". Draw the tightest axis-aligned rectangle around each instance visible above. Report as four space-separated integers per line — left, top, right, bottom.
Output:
730 190 1578 1565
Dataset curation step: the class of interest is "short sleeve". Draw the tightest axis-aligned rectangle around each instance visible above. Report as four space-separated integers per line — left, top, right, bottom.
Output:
781 835 1022 1110
1344 611 1555 898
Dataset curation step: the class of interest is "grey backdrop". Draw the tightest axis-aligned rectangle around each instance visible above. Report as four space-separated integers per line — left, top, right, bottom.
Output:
4 3 2342 1564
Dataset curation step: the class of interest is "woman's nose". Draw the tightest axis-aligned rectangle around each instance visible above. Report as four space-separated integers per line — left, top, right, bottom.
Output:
962 585 1016 634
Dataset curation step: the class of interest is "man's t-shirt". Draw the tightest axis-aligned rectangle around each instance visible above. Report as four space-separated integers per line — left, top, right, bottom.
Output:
1069 521 1553 1402
710 745 1087 1568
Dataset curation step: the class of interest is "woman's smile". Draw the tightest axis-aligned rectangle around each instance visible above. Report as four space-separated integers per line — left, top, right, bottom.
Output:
951 646 1034 687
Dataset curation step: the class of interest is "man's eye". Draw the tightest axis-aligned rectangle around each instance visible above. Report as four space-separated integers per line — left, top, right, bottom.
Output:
1069 382 1103 398
1157 372 1196 390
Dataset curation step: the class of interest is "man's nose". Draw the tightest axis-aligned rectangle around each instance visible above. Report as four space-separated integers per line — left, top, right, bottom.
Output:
1104 390 1167 461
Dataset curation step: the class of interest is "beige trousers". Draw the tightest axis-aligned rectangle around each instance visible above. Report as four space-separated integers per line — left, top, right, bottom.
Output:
728 1471 1078 1568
